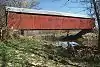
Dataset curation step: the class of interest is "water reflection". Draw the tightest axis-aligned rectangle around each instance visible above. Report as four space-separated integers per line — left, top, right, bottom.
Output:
55 40 98 48
57 41 79 48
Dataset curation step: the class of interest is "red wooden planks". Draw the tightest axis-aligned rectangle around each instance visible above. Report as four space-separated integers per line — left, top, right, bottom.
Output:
7 12 94 29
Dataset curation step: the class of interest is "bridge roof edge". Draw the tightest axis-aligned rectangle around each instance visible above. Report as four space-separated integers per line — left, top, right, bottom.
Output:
6 6 92 18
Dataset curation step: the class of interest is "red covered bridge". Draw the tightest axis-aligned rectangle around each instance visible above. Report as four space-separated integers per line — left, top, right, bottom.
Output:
6 7 95 30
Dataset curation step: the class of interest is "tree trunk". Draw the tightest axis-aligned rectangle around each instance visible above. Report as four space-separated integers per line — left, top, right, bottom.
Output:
0 5 7 40
92 0 100 51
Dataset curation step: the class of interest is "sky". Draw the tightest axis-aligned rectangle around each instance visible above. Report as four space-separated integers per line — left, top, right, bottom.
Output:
38 0 98 28
38 0 91 16
0 0 91 16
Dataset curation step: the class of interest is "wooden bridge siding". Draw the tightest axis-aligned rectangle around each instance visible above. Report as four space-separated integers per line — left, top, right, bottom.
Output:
7 12 94 30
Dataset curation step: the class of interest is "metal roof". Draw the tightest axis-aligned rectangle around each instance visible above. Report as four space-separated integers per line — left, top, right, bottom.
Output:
6 6 91 18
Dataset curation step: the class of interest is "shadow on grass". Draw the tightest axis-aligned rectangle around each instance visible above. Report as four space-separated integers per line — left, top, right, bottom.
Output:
1 39 100 67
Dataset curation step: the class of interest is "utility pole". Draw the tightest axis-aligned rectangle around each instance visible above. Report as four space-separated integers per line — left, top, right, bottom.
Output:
92 0 100 50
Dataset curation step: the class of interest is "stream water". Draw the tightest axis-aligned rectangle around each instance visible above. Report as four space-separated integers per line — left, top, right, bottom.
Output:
42 34 98 48
56 41 79 48
53 40 98 48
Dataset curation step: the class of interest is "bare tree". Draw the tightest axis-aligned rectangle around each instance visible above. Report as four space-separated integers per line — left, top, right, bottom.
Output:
0 0 40 40
0 0 39 9
52 0 100 50
92 0 100 50
75 0 100 50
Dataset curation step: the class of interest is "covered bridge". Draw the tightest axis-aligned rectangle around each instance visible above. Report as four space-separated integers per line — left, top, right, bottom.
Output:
6 7 95 30
0 6 95 36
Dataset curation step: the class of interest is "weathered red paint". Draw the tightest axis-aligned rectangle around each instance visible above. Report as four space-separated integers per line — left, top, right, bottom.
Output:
7 12 94 30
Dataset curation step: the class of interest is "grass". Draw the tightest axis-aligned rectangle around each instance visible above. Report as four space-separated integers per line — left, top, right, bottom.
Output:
0 37 100 67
